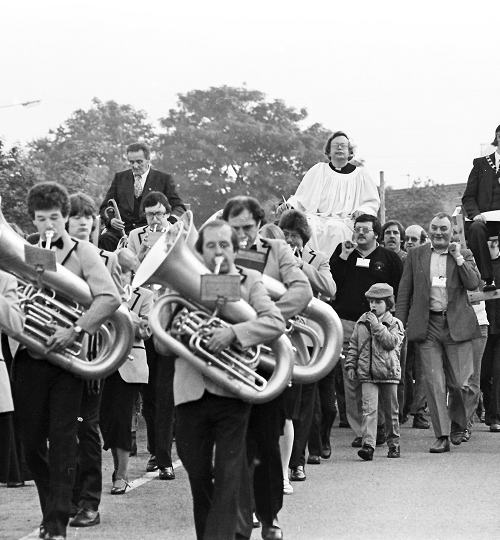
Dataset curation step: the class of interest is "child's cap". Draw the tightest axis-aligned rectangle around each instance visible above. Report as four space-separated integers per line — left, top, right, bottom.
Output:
365 283 393 299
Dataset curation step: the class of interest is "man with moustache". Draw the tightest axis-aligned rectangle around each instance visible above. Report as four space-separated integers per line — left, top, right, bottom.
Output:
382 221 406 261
284 131 379 257
330 214 403 447
174 220 286 540
222 196 313 540
396 213 481 453
99 142 185 251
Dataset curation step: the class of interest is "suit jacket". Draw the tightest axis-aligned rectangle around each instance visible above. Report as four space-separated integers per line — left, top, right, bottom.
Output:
299 245 336 298
174 266 286 406
395 243 480 342
462 153 500 219
119 286 153 384
0 271 24 413
99 168 185 233
127 224 171 260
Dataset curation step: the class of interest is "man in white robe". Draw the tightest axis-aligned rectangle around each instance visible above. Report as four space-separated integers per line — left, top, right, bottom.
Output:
286 131 380 258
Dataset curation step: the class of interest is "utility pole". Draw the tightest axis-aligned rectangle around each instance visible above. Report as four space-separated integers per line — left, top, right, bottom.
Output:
380 171 385 225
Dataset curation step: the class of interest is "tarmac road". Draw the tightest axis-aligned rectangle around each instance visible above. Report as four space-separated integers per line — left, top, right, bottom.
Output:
2 414 500 540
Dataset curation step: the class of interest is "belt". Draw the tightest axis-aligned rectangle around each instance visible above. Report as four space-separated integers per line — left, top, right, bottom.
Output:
430 310 447 316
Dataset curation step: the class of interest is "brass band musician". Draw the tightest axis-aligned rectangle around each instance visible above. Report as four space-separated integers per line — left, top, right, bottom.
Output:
175 220 286 540
11 182 121 540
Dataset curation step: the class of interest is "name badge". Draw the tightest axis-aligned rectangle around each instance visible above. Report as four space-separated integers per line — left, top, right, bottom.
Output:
432 276 446 288
356 258 370 268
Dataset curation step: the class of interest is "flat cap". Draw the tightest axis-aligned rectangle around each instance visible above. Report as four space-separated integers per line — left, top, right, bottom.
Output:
365 283 394 299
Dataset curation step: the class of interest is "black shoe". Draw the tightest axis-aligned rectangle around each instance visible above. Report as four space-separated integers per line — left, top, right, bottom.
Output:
39 523 45 539
261 525 283 540
357 445 374 461
110 478 129 495
307 454 320 465
290 465 306 481
450 421 464 445
412 413 430 429
321 445 331 459
351 436 362 448
158 466 175 480
387 446 401 458
146 455 158 472
69 508 101 527
484 279 498 292
7 481 24 488
462 428 471 442
339 421 350 428
429 436 450 453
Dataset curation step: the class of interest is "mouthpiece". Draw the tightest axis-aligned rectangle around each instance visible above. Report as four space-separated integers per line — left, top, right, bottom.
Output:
239 238 249 249
151 224 158 233
213 256 224 275
45 230 54 249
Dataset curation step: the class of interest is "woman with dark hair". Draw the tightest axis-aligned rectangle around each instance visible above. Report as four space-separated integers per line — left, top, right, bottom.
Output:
284 131 379 258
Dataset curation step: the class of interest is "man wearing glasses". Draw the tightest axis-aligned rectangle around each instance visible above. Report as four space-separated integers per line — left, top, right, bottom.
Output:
404 225 428 251
98 142 185 251
127 192 172 262
283 131 379 258
330 214 403 447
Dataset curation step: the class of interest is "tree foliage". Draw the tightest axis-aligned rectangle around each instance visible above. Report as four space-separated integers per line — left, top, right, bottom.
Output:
156 86 330 224
0 141 37 233
384 178 451 228
27 98 156 202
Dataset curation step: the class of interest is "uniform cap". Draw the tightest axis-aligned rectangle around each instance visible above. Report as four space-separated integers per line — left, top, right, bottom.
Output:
365 283 394 299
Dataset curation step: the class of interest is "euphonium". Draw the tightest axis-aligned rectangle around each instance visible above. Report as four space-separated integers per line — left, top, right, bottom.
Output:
0 209 134 380
258 274 343 384
132 213 294 404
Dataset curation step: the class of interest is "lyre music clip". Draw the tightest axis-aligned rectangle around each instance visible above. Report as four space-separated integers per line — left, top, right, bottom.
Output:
200 274 241 302
24 245 57 272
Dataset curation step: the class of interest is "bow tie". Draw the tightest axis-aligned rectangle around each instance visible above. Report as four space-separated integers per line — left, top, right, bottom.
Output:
46 237 64 250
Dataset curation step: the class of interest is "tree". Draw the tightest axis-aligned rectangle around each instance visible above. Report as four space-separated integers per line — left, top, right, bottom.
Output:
0 140 37 233
384 178 450 228
156 86 331 224
27 98 157 204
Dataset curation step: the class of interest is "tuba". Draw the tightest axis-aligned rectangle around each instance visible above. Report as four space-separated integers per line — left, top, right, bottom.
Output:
132 214 294 404
0 209 134 380
257 274 343 384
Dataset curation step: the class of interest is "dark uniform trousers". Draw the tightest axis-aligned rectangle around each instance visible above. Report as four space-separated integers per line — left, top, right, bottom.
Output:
72 387 103 512
141 338 175 468
237 393 285 538
13 349 83 538
308 366 337 456
176 392 252 540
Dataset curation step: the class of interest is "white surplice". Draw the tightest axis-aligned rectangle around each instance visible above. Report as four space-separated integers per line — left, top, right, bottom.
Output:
287 162 380 258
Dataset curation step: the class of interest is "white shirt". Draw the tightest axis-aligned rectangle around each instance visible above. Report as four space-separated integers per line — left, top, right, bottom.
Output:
495 150 500 170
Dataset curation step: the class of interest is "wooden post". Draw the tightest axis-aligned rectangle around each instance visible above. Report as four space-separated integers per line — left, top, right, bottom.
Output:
379 171 385 225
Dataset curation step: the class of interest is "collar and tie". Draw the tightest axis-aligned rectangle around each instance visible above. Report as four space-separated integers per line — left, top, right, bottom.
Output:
134 176 143 198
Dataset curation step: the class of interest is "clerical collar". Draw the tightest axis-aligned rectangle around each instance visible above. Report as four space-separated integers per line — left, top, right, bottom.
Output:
328 162 356 174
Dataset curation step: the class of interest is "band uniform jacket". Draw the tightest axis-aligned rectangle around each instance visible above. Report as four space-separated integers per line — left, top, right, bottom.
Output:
119 286 153 384
174 266 286 406
256 236 313 366
99 168 186 233
298 245 336 299
0 271 24 413
127 223 171 259
462 153 500 219
395 243 481 342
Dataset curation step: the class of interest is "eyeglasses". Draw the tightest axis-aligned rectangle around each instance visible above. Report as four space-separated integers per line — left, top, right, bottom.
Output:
145 211 167 220
332 143 349 149
404 236 418 243
354 226 373 234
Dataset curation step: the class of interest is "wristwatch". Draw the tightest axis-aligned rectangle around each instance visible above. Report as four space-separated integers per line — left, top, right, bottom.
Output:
73 325 83 335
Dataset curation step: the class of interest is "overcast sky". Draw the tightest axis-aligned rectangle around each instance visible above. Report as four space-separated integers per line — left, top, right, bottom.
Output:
1 0 499 190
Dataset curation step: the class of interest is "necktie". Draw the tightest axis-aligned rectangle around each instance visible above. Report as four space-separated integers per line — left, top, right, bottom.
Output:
134 176 143 198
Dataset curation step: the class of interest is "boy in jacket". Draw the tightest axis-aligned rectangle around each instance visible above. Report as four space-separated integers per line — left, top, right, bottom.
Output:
345 283 405 461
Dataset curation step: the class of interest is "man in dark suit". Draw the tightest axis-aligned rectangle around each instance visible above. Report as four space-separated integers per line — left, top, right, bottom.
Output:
396 212 481 454
98 142 185 251
462 124 500 289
